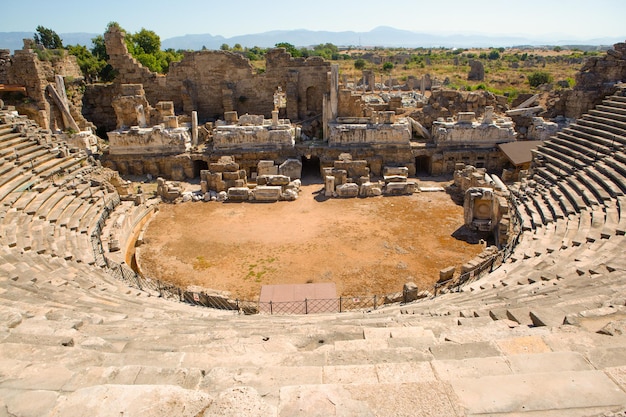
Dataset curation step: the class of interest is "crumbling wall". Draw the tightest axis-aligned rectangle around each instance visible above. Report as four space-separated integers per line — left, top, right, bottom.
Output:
547 41 626 118
103 27 330 126
0 49 10 84
5 41 89 131
410 90 509 130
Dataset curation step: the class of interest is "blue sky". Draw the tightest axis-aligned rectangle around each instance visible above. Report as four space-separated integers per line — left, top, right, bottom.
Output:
3 0 625 40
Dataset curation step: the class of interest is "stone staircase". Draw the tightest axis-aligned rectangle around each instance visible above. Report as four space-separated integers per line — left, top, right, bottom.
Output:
0 100 625 416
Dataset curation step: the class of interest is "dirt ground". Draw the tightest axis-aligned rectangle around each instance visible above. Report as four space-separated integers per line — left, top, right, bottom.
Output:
137 178 485 300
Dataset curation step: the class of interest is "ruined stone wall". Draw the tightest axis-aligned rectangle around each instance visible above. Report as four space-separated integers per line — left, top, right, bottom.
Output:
82 83 118 133
548 41 626 118
337 89 366 117
410 89 509 130
0 49 11 84
4 44 88 130
103 28 330 125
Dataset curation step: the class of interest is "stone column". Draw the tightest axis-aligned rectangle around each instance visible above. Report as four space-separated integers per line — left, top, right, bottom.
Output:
322 94 329 140
330 64 339 123
191 111 198 146
271 110 279 126
483 106 494 124
325 175 335 197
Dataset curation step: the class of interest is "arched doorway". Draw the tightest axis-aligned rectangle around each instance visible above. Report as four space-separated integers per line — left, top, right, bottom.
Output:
193 160 209 178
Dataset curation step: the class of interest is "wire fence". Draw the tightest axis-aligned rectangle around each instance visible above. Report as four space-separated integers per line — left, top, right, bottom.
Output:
90 189 525 314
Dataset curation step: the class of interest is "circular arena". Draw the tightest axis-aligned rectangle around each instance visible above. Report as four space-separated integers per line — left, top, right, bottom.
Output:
0 41 625 416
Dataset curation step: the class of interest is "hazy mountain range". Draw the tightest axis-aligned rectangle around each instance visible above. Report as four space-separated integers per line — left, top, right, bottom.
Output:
1 26 622 53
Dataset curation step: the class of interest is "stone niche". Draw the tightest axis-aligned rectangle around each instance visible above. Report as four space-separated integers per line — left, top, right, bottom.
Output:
213 112 296 150
432 107 516 146
464 187 498 232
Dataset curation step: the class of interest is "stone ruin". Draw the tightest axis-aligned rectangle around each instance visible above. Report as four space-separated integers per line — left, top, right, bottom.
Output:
323 153 418 198
195 156 302 203
107 84 195 155
432 106 516 146
454 163 511 246
213 110 297 150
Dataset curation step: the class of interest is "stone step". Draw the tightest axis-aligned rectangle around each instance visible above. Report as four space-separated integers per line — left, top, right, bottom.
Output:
451 370 626 416
577 117 626 146
584 113 626 135
585 165 624 197
557 129 613 155
597 104 626 117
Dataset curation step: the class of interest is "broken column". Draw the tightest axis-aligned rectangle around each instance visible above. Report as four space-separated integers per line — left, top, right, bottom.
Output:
191 111 198 146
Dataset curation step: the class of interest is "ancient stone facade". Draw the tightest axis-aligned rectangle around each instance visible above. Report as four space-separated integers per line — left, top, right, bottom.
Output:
103 26 330 125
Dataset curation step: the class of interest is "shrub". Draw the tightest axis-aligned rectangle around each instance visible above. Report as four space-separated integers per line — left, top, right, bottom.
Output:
527 71 554 88
354 58 366 70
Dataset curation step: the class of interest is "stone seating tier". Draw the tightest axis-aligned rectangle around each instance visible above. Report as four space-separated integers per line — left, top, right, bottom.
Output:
0 243 625 416
0 91 626 415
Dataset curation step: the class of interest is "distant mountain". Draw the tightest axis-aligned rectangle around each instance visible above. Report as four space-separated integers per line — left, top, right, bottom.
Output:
1 27 623 53
161 26 624 50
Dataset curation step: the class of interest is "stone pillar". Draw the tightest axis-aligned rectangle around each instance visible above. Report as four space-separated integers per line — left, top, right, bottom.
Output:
136 104 147 127
322 94 329 140
191 111 198 146
325 175 335 197
271 110 279 126
420 76 426 95
330 64 339 123
482 106 494 124
55 75 69 108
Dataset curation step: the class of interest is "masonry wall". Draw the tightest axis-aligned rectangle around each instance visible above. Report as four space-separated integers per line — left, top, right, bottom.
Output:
102 27 330 125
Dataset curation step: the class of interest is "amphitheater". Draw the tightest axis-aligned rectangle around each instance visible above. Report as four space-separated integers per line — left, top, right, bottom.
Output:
0 37 626 416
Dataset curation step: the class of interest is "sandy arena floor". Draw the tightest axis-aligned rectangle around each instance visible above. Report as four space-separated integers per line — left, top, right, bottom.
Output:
137 179 485 300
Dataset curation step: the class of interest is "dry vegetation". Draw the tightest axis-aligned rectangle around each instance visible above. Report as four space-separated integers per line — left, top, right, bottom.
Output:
250 46 599 103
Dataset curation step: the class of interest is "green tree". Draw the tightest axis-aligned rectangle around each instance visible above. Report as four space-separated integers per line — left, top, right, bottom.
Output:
34 25 63 49
220 43 230 51
133 28 161 54
275 42 301 57
382 61 394 72
527 71 553 87
233 43 243 51
354 58 366 70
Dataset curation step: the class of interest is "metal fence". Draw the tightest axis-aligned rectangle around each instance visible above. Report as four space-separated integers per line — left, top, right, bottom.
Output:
89 189 525 314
